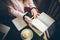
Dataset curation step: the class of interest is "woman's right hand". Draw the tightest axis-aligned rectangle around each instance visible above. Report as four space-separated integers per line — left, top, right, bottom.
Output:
24 16 32 24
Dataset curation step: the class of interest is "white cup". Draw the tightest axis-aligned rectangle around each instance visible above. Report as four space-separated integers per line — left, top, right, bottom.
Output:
21 29 33 40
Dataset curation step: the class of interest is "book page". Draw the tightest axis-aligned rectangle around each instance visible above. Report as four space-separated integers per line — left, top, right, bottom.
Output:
38 12 55 27
31 19 48 32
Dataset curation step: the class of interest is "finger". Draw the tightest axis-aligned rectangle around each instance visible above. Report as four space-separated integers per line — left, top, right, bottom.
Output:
33 14 37 19
36 14 38 18
31 17 34 19
38 13 40 16
25 19 31 24
31 11 34 16
25 17 32 23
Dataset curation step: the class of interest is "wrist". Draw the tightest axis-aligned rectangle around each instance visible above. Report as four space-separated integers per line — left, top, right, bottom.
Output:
31 7 36 10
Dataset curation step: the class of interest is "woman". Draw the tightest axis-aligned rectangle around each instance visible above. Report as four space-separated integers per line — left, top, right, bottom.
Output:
2 0 39 24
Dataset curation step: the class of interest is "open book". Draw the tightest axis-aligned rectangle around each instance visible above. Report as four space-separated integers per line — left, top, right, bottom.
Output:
30 12 55 36
12 12 55 36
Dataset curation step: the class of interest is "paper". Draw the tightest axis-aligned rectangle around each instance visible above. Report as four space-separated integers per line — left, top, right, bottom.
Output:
31 19 48 32
12 18 27 31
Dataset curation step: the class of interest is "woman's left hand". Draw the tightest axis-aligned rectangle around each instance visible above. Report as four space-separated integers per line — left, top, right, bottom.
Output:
31 8 39 18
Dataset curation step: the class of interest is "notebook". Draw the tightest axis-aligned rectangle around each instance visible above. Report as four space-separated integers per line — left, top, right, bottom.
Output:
12 17 27 31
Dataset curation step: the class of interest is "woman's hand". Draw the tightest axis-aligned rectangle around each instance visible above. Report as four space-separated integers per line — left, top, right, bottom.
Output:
31 8 39 18
25 16 32 24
